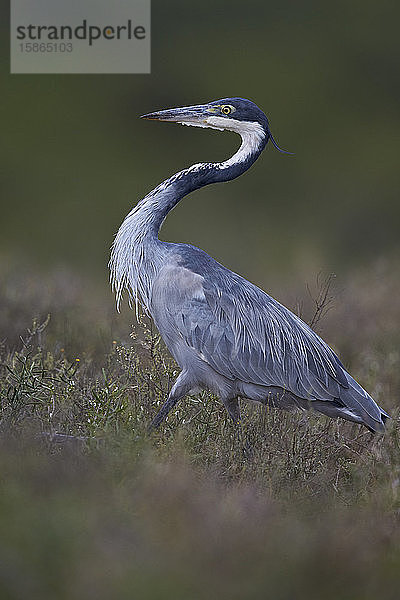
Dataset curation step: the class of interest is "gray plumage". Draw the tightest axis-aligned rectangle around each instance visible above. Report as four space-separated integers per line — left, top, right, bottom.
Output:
110 97 389 432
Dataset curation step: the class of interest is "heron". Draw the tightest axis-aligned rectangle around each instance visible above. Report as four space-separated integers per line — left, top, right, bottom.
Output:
110 97 389 432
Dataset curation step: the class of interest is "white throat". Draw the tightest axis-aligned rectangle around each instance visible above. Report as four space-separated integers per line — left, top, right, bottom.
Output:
180 116 265 169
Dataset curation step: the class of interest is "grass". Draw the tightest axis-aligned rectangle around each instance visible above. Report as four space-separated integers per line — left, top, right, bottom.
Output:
0 260 399 599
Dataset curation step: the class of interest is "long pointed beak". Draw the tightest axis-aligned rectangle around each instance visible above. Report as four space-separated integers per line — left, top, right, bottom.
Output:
140 104 213 124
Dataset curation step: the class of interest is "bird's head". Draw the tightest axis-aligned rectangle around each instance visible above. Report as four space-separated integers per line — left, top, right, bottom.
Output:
141 97 290 153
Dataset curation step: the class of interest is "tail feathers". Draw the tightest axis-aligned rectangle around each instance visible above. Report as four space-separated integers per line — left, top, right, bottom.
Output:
338 373 389 432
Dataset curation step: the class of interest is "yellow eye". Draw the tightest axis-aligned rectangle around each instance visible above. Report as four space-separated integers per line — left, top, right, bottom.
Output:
221 105 233 115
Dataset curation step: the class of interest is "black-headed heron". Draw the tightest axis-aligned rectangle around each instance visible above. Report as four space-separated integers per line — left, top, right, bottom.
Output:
110 97 389 432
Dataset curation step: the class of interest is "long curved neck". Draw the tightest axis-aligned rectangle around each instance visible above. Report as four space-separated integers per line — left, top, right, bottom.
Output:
110 122 267 309
133 122 267 239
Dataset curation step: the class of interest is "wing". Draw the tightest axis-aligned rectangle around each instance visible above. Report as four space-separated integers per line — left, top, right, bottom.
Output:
151 247 383 424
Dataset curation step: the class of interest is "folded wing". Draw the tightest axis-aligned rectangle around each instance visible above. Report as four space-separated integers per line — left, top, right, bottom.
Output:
151 252 386 429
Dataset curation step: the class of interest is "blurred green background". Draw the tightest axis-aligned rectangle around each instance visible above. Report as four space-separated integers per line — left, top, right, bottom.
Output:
1 0 399 289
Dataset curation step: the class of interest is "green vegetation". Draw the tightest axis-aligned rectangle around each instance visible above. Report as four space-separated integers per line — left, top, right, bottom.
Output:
0 263 399 599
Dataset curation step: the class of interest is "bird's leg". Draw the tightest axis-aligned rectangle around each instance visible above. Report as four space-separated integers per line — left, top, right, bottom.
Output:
222 397 241 425
149 371 192 430
223 397 253 458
